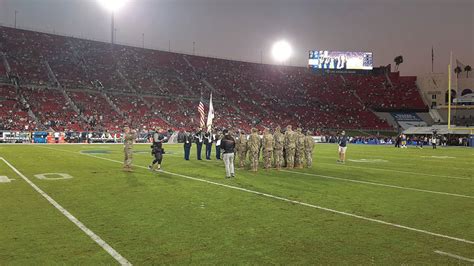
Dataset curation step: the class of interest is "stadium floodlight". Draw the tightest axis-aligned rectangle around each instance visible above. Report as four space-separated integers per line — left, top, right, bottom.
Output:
272 40 292 63
97 0 127 44
98 0 127 12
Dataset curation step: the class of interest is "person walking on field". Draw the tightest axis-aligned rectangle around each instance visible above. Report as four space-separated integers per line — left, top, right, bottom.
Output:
221 129 236 178
337 131 347 164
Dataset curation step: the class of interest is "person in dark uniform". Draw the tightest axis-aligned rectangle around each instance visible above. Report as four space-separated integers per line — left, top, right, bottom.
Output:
149 139 165 171
194 127 204 160
204 131 213 160
215 131 222 160
149 127 166 171
432 131 438 149
183 130 192 160
395 134 401 148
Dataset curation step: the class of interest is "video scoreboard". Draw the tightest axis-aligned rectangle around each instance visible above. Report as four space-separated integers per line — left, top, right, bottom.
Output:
308 50 373 70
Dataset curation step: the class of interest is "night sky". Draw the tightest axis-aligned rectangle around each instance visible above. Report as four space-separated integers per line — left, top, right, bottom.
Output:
0 0 472 76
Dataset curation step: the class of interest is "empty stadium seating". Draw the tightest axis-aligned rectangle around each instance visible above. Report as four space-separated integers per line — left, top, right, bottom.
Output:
0 26 428 132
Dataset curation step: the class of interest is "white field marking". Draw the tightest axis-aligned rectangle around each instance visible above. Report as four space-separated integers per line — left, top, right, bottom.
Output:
313 154 472 172
434 250 474 263
281 170 473 199
320 151 474 165
0 176 14 183
316 161 471 181
78 149 182 157
347 159 388 163
38 145 473 197
421 156 456 159
0 157 132 266
34 173 73 180
36 147 474 246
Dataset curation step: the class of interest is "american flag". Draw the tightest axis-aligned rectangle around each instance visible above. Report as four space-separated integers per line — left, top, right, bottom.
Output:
198 96 205 128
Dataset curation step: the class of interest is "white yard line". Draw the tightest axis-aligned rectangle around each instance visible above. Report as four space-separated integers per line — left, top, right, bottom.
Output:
86 154 474 245
434 250 474 263
282 170 473 199
33 146 474 246
37 145 472 197
0 157 132 266
316 154 474 169
316 161 471 180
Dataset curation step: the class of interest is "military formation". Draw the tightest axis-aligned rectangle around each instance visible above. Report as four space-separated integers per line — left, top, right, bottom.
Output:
122 125 315 174
235 125 315 172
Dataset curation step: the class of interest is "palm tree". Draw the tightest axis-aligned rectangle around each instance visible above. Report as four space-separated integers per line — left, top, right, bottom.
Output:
465 65 472 78
454 66 462 78
394 55 403 71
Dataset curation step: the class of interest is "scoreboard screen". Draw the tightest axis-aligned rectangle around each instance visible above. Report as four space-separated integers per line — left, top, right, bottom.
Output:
308 50 373 70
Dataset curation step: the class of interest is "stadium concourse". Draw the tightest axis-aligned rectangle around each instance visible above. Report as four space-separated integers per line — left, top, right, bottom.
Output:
0 26 427 134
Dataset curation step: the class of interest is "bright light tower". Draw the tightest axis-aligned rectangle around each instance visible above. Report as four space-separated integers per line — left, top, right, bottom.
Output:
98 0 127 44
271 40 292 64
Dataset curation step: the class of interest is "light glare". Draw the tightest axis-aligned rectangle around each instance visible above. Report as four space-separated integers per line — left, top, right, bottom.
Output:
98 0 127 12
272 40 292 63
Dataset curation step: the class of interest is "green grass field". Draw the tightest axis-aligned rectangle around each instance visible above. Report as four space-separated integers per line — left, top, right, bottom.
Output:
0 143 472 264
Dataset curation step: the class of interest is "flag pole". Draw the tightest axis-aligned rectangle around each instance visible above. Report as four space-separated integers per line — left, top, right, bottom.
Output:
447 51 452 129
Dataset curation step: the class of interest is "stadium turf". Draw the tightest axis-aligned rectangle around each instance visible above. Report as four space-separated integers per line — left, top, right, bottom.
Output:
0 143 472 264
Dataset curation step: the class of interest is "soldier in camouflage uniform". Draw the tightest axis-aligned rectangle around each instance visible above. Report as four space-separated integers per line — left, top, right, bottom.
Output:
284 125 297 169
123 126 135 172
262 128 274 169
304 130 315 168
295 128 305 169
235 130 248 168
248 128 261 172
273 126 284 170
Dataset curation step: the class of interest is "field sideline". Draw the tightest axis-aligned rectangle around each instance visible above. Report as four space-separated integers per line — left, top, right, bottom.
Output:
0 143 472 264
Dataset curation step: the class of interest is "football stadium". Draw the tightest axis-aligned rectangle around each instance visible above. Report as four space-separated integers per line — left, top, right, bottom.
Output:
0 0 473 264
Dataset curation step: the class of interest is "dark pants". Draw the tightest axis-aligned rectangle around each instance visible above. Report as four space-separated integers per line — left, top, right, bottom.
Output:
196 143 203 160
184 145 191 160
205 143 212 160
216 145 221 159
152 153 163 164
